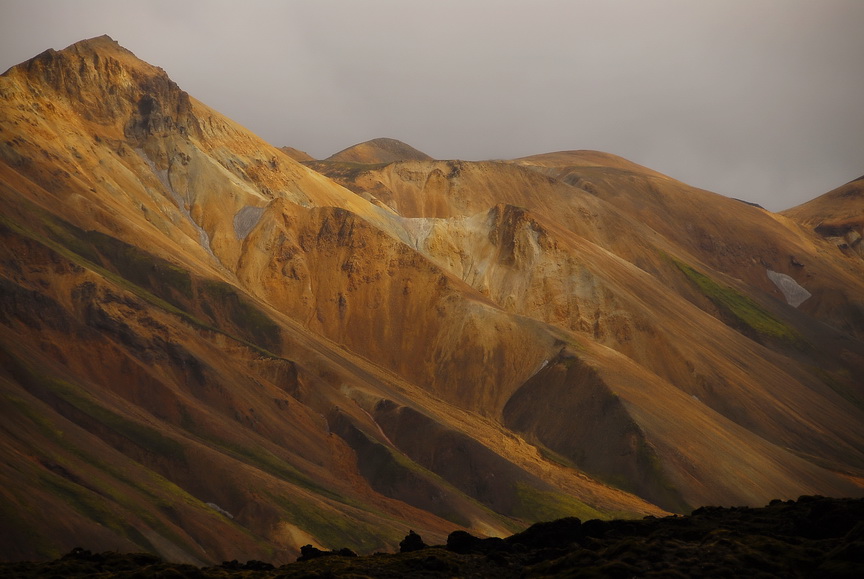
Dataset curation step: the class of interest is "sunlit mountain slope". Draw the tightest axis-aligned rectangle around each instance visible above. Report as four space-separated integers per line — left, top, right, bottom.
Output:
1 36 862 564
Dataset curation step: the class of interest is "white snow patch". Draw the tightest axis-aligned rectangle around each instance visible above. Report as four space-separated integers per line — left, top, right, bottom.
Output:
767 270 811 307
527 358 550 379
206 502 234 519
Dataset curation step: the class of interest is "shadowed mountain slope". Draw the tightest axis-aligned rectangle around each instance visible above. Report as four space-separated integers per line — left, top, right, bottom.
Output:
1 36 863 565
4 496 861 577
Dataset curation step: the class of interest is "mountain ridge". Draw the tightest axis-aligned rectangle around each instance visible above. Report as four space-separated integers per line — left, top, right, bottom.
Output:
1 36 862 564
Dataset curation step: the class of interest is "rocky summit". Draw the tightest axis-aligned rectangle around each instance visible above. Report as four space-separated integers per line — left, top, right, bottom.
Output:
1 36 863 567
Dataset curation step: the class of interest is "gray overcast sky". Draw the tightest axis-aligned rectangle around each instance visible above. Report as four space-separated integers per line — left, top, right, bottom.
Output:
2 0 863 210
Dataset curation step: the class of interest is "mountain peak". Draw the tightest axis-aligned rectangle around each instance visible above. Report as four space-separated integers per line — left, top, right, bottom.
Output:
325 137 434 164
3 34 198 139
14 34 150 77
67 33 124 51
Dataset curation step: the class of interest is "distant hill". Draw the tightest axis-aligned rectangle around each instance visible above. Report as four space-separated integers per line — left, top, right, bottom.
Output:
325 137 434 164
511 149 673 180
782 176 864 259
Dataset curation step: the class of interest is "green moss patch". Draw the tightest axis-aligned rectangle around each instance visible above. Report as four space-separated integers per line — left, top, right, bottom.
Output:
268 493 399 554
670 257 805 347
42 377 187 462
512 483 606 523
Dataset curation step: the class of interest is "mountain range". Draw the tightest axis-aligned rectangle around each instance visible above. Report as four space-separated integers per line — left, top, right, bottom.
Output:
1 36 862 565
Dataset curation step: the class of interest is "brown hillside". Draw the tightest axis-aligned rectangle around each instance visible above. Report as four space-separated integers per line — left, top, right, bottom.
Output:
1 36 863 565
325 137 434 164
512 149 673 180
782 176 864 260
279 146 315 162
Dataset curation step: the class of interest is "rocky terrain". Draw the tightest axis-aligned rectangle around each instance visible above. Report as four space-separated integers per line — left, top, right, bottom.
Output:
2 496 862 577
1 36 863 565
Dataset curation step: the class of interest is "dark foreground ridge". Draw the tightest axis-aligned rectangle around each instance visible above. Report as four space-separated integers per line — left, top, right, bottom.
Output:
3 496 863 577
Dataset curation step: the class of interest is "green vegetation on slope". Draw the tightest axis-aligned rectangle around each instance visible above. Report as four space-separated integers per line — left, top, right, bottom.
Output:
0 208 284 358
267 492 400 554
670 256 804 347
1 354 271 559
511 483 606 523
40 376 187 463
4 496 861 577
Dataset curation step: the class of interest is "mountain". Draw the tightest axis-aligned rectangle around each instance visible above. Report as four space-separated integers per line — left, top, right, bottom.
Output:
782 175 864 260
1 36 863 565
325 137 434 164
278 146 315 163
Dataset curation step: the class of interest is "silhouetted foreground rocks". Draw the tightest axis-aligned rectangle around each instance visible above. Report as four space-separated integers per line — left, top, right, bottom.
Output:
2 496 862 577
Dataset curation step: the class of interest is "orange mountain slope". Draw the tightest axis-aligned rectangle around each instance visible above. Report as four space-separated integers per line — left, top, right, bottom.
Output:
782 175 864 260
326 137 434 164
1 36 862 564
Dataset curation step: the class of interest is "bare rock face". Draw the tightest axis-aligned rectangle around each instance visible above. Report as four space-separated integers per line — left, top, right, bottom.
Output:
16 36 199 140
1 36 863 566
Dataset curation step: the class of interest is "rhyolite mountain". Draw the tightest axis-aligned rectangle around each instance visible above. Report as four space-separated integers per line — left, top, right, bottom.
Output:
325 137 434 164
781 175 864 261
1 36 862 565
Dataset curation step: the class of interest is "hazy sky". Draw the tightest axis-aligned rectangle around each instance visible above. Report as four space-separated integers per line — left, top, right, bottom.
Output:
2 0 863 210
